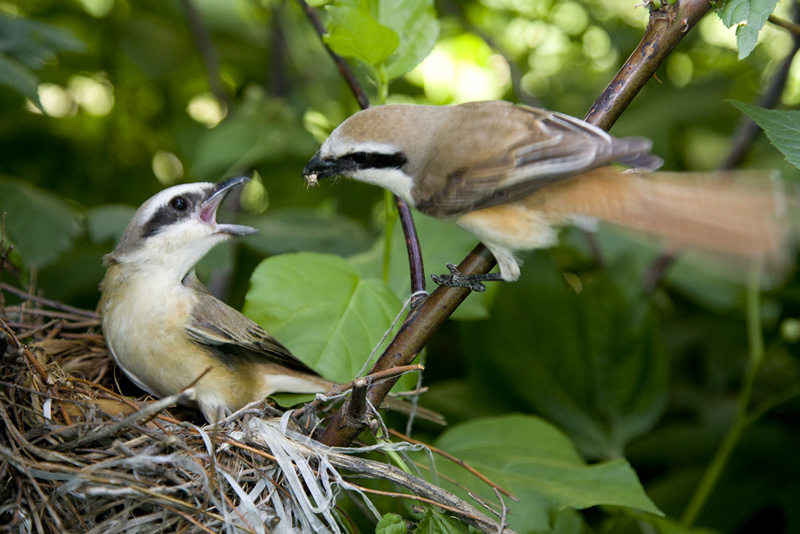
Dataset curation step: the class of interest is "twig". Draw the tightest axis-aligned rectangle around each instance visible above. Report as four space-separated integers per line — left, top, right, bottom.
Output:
179 0 231 110
294 0 370 110
56 389 196 450
396 196 427 300
387 428 517 501
768 13 800 35
0 283 99 319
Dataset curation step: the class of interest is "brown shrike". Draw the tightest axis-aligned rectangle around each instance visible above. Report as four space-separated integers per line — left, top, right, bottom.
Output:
303 101 790 289
100 177 440 424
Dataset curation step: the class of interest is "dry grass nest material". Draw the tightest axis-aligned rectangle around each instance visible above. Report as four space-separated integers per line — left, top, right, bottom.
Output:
0 283 514 534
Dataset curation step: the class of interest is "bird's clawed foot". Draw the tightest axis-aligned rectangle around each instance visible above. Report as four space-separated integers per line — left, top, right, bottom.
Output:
431 263 503 293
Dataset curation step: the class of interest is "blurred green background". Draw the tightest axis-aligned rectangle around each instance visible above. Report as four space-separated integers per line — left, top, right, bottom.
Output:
2 0 800 532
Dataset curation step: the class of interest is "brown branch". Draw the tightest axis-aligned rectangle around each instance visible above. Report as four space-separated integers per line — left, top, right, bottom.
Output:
584 0 714 129
316 245 495 446
315 0 717 448
645 1 800 290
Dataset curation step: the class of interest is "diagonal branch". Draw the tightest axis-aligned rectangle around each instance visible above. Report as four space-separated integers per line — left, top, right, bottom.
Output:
311 0 717 448
584 0 713 129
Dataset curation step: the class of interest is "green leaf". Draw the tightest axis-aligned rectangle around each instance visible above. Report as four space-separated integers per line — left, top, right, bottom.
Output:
240 208 373 257
378 0 439 79
324 0 399 66
0 176 82 268
717 0 779 59
729 100 800 170
376 513 408 534
433 415 662 533
243 252 403 383
0 54 41 107
417 508 468 534
0 13 85 106
460 253 668 458
0 13 85 69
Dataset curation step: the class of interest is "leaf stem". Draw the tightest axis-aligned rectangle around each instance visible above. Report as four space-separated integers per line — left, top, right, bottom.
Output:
382 190 397 283
679 260 764 527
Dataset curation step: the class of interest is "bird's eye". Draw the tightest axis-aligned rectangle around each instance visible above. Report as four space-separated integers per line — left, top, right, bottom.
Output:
350 152 369 165
169 196 188 211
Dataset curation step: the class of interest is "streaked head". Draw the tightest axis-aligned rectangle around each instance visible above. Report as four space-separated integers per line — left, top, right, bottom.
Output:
106 176 257 277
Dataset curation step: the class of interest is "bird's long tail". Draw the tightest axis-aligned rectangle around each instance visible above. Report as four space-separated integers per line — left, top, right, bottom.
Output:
538 166 795 266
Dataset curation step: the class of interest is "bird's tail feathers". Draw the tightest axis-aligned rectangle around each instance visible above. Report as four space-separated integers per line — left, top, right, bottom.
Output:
542 167 796 272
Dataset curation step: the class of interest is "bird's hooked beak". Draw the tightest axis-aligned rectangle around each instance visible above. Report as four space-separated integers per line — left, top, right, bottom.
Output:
302 153 345 187
200 176 259 236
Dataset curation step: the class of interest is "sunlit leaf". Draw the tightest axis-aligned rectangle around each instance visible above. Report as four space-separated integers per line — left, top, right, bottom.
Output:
0 176 82 268
433 415 662 533
243 252 403 383
378 0 438 79
729 100 800 170
324 0 399 66
717 0 779 59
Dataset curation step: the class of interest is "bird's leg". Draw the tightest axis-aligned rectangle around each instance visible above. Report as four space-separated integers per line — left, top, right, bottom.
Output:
430 263 504 292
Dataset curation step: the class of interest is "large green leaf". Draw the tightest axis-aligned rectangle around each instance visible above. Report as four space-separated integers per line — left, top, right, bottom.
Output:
378 0 439 79
460 252 668 459
324 0 399 66
729 100 800 170
243 252 403 383
717 0 779 59
0 176 82 268
432 415 661 533
323 0 438 81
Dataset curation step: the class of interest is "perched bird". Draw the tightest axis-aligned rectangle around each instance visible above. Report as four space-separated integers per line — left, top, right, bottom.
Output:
100 177 387 423
303 101 790 288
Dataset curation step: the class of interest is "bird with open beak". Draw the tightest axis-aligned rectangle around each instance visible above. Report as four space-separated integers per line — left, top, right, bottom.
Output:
100 177 338 423
303 101 790 290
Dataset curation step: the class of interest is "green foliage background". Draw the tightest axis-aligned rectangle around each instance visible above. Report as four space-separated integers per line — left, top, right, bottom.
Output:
2 0 800 533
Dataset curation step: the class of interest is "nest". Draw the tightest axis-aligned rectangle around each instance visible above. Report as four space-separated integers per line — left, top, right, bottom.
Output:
0 283 513 534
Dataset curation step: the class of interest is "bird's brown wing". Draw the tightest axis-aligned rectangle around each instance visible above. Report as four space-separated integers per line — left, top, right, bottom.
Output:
416 105 660 217
185 289 320 376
